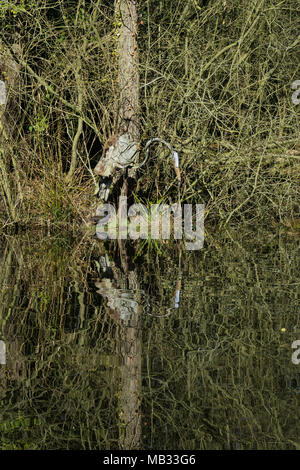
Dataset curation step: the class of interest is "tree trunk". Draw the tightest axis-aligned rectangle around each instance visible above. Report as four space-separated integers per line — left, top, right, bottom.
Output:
94 1 140 194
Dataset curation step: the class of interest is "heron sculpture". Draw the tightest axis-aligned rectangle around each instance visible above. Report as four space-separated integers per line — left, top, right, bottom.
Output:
94 135 181 201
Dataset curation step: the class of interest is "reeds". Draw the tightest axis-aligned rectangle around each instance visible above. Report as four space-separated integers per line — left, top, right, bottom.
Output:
0 0 299 229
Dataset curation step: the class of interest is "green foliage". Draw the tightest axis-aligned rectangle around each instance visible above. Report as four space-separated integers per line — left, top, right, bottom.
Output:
0 0 299 226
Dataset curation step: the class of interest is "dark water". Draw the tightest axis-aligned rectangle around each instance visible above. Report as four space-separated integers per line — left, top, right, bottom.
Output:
0 227 299 450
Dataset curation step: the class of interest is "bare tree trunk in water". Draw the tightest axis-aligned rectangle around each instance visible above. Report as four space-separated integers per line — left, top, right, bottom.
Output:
108 2 141 434
115 0 140 153
94 1 140 194
95 255 142 450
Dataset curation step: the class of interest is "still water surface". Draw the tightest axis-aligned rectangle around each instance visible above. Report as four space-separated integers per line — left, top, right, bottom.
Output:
0 228 299 449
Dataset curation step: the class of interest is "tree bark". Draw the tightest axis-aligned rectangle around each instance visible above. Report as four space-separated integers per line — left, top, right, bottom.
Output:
116 0 140 144
94 1 140 190
95 253 142 449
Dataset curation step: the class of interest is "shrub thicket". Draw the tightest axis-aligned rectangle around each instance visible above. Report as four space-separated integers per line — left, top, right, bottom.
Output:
0 0 299 228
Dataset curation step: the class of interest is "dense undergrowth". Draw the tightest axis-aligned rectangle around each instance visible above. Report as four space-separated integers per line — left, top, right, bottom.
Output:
0 0 299 231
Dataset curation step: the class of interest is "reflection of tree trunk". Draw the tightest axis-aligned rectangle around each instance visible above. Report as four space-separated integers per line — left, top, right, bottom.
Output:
119 270 142 450
95 251 142 449
0 240 26 391
94 1 140 197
